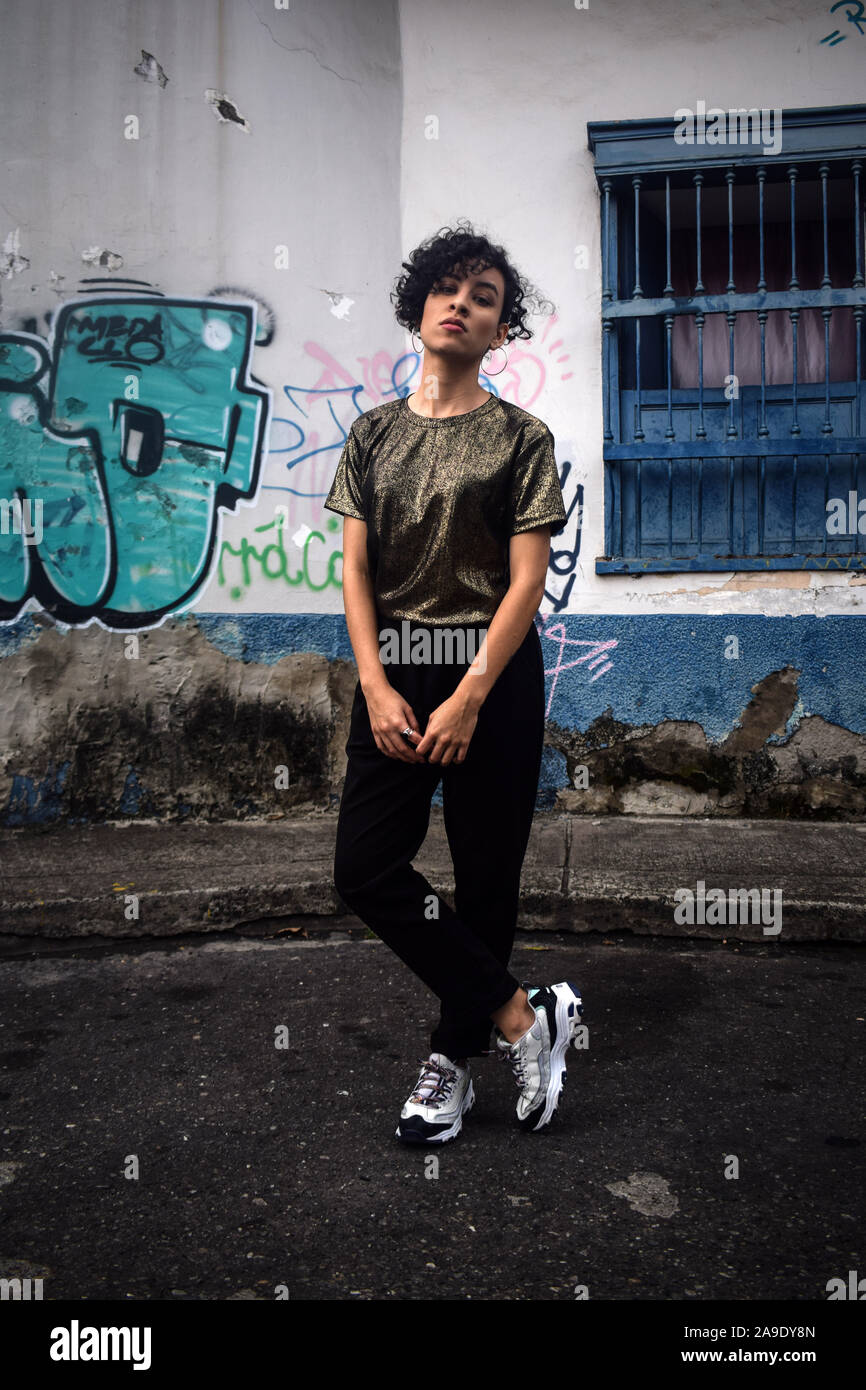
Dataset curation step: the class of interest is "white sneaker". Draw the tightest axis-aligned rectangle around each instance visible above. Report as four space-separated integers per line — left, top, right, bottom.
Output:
495 981 583 1131
395 1052 474 1144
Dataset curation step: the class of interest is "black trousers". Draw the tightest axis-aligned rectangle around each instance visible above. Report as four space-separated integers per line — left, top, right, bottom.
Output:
333 616 545 1059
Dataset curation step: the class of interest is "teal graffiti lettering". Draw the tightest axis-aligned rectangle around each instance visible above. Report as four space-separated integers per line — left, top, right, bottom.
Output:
0 296 270 629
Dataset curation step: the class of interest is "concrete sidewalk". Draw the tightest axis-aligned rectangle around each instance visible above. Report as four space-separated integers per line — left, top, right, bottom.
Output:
1 812 865 945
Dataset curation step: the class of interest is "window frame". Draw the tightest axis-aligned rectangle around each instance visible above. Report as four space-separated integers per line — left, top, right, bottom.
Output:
588 103 866 574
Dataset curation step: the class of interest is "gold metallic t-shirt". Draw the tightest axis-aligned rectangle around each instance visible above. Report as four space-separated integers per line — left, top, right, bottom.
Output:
323 392 568 626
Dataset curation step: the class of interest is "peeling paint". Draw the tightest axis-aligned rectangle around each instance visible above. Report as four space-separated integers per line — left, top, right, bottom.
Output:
724 668 801 754
133 50 168 87
205 90 251 132
1 228 29 279
2 614 865 825
0 618 338 826
322 290 354 319
80 246 123 271
669 571 814 596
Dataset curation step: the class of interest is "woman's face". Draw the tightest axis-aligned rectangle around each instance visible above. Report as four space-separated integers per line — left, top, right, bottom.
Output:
417 261 509 361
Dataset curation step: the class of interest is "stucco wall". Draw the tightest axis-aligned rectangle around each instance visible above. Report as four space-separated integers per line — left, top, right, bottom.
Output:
1 0 865 824
2 612 864 823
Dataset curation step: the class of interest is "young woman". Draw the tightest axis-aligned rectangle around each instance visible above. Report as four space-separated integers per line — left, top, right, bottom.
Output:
325 221 583 1144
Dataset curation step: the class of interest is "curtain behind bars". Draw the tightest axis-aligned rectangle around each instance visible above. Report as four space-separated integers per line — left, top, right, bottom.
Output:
670 216 857 388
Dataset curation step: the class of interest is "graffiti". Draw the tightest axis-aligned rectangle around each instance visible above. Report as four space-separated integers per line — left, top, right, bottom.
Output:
208 286 276 347
218 514 343 597
545 474 583 613
249 321 579 599
820 0 866 44
535 612 618 716
0 294 271 629
69 310 165 366
1 296 576 619
269 318 572 485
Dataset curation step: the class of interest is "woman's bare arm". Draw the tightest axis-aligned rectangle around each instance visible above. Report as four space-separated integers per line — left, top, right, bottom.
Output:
340 516 426 762
340 516 388 697
453 526 550 711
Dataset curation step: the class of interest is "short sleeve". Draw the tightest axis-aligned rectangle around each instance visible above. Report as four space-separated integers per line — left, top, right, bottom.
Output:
324 422 366 521
507 424 568 537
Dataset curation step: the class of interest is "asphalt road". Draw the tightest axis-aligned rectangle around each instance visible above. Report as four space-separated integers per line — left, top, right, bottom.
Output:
0 927 863 1303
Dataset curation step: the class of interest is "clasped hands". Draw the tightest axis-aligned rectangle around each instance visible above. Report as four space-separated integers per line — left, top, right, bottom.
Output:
364 680 481 765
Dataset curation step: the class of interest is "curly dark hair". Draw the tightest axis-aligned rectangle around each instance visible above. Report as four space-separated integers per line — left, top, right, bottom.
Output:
390 218 554 344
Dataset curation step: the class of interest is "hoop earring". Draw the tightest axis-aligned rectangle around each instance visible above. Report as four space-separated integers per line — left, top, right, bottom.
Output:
411 330 424 354
482 344 508 377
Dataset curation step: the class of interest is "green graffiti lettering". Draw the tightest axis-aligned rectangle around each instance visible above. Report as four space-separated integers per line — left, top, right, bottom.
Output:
218 516 343 597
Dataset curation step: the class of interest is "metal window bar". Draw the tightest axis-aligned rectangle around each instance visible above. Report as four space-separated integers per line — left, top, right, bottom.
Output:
820 163 831 288
790 306 800 437
729 451 735 556
694 171 704 293
789 166 801 443
602 177 614 444
664 173 675 551
665 313 674 438
758 309 769 437
598 152 866 570
602 177 613 303
664 174 674 296
633 174 644 443
854 160 864 289
757 167 767 557
759 455 765 554
821 162 833 445
788 165 798 289
726 169 736 292
697 456 703 551
757 166 767 292
695 310 706 438
727 309 737 439
603 319 613 442
856 302 863 436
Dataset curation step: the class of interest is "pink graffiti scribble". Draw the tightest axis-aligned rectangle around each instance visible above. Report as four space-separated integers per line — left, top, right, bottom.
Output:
271 332 578 599
535 613 618 716
303 341 404 405
299 320 574 414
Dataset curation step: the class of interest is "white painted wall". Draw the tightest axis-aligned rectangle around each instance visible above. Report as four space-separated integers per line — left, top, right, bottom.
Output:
1 0 865 626
397 0 866 617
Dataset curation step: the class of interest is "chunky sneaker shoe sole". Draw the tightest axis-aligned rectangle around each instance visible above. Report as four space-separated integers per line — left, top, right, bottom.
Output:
395 1054 474 1145
497 980 583 1133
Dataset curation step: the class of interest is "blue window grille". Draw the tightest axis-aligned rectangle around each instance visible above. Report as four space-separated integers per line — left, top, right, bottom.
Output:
588 104 866 573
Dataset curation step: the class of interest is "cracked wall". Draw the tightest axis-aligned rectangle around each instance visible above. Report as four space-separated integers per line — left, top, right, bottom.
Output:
1 1 866 827
1 613 865 826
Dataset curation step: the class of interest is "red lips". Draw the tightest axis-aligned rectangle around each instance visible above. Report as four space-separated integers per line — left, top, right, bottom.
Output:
440 319 466 332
